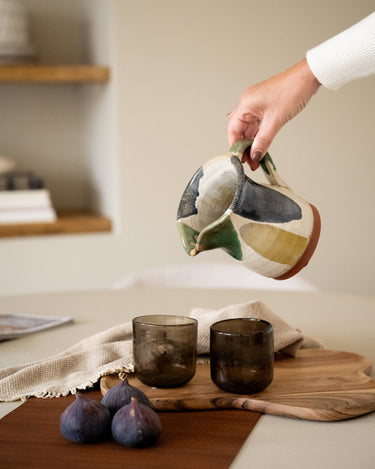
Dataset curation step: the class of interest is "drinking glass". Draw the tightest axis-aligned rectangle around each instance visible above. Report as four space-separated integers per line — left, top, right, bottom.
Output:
210 318 274 394
133 314 197 388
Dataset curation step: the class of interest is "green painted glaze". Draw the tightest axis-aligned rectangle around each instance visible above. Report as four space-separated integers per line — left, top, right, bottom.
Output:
177 221 199 255
177 222 199 255
260 152 276 176
229 139 253 157
197 217 242 260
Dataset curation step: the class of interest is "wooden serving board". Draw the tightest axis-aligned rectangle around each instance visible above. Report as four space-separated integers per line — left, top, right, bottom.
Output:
100 349 375 422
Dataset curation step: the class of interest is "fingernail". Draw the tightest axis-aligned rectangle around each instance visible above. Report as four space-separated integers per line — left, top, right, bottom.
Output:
251 151 263 163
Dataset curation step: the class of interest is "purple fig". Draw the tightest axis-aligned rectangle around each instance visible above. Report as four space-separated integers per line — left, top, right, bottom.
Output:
101 377 151 416
111 397 161 448
60 392 111 444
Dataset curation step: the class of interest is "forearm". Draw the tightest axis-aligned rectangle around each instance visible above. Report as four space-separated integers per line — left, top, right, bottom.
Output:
306 12 375 89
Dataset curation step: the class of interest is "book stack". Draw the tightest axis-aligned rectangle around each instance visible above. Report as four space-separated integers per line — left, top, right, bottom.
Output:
0 171 56 224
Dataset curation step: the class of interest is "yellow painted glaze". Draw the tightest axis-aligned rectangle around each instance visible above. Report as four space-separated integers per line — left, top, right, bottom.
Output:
240 223 309 266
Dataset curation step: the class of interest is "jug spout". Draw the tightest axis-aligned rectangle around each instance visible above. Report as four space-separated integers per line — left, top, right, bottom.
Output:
177 154 244 260
176 222 199 256
177 213 243 260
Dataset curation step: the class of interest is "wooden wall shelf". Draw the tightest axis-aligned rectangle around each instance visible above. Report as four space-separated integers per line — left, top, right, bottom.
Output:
0 65 110 83
0 210 112 238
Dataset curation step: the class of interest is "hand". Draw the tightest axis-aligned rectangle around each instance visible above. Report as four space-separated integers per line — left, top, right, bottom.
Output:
227 58 321 169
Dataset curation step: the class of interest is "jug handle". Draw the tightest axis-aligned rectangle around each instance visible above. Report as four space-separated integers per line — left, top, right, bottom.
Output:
229 139 290 189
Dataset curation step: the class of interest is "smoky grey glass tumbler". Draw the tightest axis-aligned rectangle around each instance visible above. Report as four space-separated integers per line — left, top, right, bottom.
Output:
210 318 274 394
132 315 198 388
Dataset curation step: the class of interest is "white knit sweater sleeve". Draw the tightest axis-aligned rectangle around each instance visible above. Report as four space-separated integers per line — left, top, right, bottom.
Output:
306 12 375 89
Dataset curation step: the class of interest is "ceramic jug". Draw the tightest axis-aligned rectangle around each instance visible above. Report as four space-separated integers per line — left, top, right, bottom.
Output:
177 139 320 280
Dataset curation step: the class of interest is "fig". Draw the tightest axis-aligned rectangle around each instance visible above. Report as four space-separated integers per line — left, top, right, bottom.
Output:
60 392 112 444
112 397 162 448
101 376 151 416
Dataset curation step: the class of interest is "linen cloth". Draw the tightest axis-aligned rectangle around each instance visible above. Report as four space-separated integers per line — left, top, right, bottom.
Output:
0 300 311 402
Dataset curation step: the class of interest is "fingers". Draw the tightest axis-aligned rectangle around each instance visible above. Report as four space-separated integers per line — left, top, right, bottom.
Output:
228 109 282 167
241 151 260 170
227 110 259 147
227 111 245 146
249 115 282 163
227 120 243 147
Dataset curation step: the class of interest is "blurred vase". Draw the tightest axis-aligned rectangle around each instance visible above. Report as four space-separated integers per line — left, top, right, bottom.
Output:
0 0 36 64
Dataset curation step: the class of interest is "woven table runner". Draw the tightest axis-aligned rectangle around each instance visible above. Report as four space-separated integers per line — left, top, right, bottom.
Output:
0 389 262 469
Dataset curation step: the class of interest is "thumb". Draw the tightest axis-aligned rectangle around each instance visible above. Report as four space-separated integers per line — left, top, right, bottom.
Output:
250 117 282 163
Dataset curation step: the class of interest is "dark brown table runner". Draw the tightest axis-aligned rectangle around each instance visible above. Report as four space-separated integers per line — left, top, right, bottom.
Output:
0 390 262 469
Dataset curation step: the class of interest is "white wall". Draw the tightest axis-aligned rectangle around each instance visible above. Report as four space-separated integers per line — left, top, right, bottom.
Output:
113 0 375 296
0 0 374 296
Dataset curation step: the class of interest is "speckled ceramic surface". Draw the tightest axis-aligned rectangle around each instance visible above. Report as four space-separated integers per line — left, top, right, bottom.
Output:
177 139 320 279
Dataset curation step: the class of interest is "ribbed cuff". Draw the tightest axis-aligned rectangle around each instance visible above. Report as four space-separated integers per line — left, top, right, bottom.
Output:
306 12 375 90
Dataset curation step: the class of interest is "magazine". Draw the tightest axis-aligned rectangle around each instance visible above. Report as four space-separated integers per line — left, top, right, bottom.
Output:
0 313 73 341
